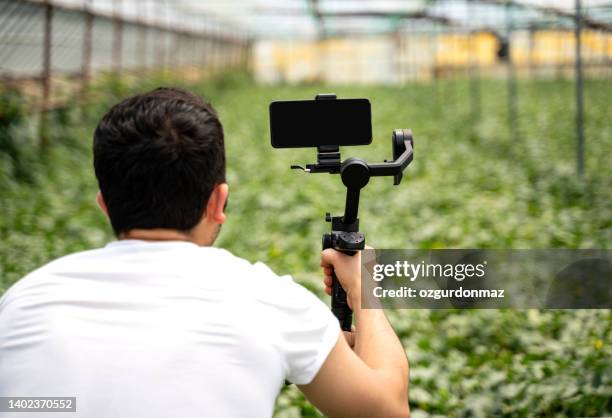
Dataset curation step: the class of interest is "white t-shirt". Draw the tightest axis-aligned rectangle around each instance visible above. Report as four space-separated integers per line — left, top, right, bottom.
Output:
0 240 340 418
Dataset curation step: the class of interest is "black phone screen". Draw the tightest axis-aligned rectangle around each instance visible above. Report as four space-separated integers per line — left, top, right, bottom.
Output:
270 98 372 148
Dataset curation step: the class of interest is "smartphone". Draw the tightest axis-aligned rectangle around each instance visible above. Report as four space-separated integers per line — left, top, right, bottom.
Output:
269 98 372 148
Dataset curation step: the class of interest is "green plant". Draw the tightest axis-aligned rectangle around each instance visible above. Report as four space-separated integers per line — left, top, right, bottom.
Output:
0 75 610 417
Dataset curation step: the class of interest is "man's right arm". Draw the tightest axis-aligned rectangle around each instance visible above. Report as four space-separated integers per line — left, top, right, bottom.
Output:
298 249 410 418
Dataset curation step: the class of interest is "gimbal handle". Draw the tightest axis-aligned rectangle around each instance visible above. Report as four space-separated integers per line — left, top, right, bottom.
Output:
319 131 413 331
322 232 358 331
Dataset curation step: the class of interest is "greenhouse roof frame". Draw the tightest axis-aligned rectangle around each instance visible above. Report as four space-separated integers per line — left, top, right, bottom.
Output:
19 0 612 39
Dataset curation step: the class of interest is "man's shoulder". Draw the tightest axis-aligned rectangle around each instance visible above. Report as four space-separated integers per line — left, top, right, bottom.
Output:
0 242 306 310
0 247 104 310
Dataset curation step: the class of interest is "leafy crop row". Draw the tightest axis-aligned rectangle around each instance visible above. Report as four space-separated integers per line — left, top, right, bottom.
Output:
0 74 610 417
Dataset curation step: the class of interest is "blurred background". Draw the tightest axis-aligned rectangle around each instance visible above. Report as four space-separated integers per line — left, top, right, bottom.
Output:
1 0 611 417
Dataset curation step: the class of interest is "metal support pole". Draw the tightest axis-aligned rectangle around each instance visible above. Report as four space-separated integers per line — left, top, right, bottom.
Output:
214 27 222 73
468 0 481 123
233 42 238 69
164 0 170 70
192 35 198 70
139 1 148 71
604 30 610 78
156 0 166 70
171 33 179 70
393 28 403 84
81 0 93 97
451 30 460 109
112 0 123 74
202 26 208 73
404 27 410 83
554 26 561 78
231 41 237 69
197 18 205 72
469 31 481 124
243 38 252 72
309 0 327 81
204 21 211 72
433 23 441 112
211 36 218 74
219 39 225 71
241 40 247 72
528 25 536 78
40 0 53 148
408 25 414 83
575 0 585 176
505 1 519 140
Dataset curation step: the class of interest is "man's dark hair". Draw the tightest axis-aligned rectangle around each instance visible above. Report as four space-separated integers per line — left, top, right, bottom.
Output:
93 87 225 235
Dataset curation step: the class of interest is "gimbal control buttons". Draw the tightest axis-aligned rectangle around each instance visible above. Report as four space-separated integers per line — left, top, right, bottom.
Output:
337 232 365 250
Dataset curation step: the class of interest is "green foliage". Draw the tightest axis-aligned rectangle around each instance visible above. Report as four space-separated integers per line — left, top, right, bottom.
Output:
0 86 35 182
0 76 610 417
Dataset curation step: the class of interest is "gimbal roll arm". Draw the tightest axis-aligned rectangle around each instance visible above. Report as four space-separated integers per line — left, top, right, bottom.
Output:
339 129 414 224
368 129 414 185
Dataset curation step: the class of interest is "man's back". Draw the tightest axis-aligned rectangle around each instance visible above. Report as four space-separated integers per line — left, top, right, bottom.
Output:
0 240 339 418
0 88 410 418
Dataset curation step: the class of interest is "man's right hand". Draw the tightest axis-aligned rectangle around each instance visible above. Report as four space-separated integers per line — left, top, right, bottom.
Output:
320 249 362 310
300 248 410 418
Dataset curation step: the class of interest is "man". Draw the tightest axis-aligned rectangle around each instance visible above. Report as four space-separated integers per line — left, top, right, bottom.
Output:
0 88 409 418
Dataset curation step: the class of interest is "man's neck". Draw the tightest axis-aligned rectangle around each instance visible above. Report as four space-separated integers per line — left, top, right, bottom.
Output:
120 229 194 243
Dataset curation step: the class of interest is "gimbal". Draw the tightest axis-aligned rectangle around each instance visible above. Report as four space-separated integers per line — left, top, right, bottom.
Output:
291 94 415 331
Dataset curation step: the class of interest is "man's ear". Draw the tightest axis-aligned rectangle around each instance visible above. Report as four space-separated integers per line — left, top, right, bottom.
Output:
205 183 228 224
96 191 108 216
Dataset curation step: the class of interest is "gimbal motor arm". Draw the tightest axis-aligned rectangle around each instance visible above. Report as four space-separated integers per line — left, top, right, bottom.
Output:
369 129 414 184
293 129 414 225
